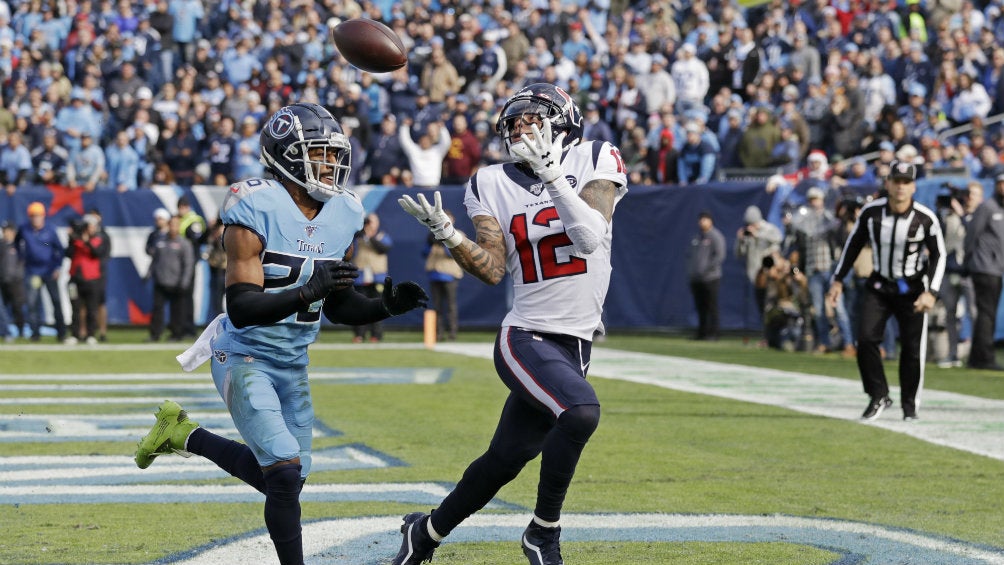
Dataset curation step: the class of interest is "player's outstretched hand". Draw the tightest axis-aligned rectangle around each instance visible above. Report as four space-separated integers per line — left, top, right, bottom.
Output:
398 191 463 247
381 277 429 315
300 260 359 304
509 117 566 183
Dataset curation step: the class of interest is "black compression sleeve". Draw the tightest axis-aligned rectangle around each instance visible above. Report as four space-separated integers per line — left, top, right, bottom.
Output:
225 283 306 328
321 286 390 326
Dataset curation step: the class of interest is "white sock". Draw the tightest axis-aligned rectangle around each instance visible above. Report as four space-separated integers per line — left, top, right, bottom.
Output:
532 515 560 529
426 518 444 542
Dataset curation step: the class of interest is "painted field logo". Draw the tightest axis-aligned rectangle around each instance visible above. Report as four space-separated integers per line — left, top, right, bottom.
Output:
165 514 1004 565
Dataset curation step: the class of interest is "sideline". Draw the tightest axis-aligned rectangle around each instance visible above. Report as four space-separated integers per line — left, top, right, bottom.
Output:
436 343 1004 461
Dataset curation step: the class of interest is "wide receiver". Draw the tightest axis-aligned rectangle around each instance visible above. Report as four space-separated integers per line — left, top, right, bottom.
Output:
394 83 628 565
134 103 427 565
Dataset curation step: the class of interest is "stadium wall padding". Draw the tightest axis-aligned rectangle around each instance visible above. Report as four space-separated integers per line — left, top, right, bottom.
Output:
3 178 1001 337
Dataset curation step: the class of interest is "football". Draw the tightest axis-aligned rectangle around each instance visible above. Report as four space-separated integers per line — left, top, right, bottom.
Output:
331 18 407 74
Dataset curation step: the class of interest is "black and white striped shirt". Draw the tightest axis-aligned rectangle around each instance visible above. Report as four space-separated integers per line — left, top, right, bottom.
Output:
831 197 946 294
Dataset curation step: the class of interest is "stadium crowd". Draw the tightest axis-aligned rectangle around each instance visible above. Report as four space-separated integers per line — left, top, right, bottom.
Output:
0 0 1002 192
1 0 1003 369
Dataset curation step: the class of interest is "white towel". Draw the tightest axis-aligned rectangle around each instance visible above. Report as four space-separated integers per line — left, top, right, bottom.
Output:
176 314 226 372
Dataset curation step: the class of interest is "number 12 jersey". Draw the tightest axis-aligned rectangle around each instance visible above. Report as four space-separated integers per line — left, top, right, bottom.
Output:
463 140 628 340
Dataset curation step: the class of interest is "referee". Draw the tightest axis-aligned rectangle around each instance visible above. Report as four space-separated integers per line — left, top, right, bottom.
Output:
826 161 946 421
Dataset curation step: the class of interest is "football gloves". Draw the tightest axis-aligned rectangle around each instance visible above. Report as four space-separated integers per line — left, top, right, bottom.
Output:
509 118 566 184
299 260 359 304
398 191 464 248
381 277 429 315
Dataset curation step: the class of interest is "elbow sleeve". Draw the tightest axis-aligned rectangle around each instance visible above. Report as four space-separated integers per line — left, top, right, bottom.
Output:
546 177 608 255
225 283 304 328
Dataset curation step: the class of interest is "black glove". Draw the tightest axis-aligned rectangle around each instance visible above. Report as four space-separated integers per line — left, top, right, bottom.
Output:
299 260 359 304
381 276 429 315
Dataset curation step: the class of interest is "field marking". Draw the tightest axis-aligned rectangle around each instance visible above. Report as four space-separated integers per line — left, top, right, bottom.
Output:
0 368 450 385
160 513 1004 565
438 343 1004 461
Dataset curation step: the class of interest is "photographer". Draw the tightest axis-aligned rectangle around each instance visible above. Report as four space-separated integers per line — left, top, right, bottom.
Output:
963 175 1004 370
933 182 981 368
65 214 108 345
735 205 782 317
759 252 811 351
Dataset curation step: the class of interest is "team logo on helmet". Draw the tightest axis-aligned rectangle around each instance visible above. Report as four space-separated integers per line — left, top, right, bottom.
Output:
268 108 296 139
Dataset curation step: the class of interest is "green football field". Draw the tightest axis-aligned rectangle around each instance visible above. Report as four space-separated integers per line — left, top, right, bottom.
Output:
1 329 1002 565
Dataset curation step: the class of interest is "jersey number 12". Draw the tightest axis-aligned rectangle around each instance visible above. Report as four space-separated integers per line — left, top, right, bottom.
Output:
510 207 587 284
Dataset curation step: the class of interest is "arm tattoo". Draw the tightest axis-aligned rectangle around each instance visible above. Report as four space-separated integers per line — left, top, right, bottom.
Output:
452 215 508 285
579 179 618 221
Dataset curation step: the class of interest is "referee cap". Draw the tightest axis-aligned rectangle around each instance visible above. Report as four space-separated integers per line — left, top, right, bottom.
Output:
889 160 917 181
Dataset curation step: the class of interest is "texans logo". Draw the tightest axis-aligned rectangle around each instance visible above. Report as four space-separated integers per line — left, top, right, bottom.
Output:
268 108 296 139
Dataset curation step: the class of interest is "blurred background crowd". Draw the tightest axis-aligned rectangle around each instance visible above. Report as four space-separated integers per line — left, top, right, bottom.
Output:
2 0 1003 192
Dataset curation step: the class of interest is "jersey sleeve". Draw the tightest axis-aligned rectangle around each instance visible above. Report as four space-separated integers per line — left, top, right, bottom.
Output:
220 178 277 241
463 170 494 220
591 141 629 189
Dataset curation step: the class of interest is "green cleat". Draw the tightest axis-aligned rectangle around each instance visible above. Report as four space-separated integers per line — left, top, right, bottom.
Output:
134 400 200 469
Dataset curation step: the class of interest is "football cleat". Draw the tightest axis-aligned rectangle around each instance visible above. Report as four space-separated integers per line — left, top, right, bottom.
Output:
392 512 439 565
134 400 199 469
861 395 893 421
522 520 563 565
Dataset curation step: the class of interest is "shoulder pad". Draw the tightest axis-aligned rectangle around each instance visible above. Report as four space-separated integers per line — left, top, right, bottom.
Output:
221 178 282 215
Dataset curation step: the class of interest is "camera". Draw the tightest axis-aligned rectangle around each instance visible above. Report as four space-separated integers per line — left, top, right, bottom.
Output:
936 182 967 210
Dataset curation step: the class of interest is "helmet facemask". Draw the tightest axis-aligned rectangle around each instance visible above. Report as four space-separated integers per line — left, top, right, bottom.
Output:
495 84 582 162
283 134 352 202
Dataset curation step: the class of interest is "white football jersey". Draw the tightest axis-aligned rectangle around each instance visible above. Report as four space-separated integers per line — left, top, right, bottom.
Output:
463 140 628 340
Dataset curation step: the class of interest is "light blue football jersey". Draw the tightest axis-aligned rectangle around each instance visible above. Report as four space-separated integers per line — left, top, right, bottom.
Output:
214 178 364 366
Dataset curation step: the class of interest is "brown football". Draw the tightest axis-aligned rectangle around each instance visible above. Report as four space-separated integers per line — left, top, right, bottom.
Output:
331 18 407 73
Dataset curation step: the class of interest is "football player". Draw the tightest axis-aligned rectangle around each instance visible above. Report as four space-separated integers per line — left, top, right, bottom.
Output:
134 103 428 565
396 83 628 565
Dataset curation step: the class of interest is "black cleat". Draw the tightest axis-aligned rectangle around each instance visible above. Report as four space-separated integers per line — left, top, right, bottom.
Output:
522 520 563 565
903 410 919 421
861 396 893 421
392 512 439 565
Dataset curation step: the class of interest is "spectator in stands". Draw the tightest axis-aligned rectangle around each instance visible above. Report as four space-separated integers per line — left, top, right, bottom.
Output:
950 70 993 124
739 105 781 169
582 102 615 145
105 130 140 192
54 87 100 157
66 132 105 192
770 120 801 174
16 202 68 343
421 45 463 104
162 118 200 186
677 122 716 185
399 118 451 188
442 114 481 185
718 108 746 170
206 115 236 186
0 221 25 340
687 210 725 341
671 43 710 113
30 128 67 185
0 130 31 195
232 115 264 181
365 114 407 184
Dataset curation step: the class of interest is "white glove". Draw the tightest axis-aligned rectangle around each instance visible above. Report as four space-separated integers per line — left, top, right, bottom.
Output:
509 118 566 183
398 191 464 248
